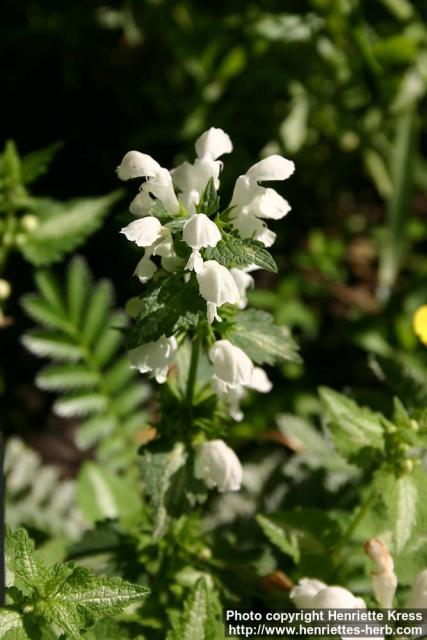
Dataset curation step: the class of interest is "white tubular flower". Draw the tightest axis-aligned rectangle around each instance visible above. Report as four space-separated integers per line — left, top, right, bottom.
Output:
120 216 163 247
406 569 427 608
196 260 239 324
134 255 157 283
365 538 397 608
117 151 161 180
195 127 233 160
290 579 327 608
291 579 366 609
230 268 254 309
172 127 232 213
129 336 177 383
229 154 294 246
183 213 221 272
209 339 253 392
249 367 272 393
130 168 179 217
194 439 242 492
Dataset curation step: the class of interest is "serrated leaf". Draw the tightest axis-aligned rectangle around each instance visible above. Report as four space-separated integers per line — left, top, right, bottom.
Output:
6 529 48 595
0 611 27 640
38 566 148 639
114 383 146 417
77 462 141 523
76 415 117 450
319 387 385 457
21 295 70 331
36 364 98 391
141 443 187 539
21 192 122 266
204 235 277 273
126 276 205 348
226 309 300 365
22 331 81 361
54 392 108 418
257 515 300 562
374 470 418 553
198 178 220 216
21 142 62 185
166 579 214 640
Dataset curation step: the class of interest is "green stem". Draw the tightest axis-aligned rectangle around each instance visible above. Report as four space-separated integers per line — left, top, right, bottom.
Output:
331 490 376 566
186 330 201 413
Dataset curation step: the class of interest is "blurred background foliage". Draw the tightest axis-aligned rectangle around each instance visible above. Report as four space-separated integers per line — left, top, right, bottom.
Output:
1 0 427 632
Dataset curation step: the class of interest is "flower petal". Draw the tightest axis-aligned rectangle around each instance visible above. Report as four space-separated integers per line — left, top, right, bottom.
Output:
195 127 233 160
117 151 161 180
246 154 295 182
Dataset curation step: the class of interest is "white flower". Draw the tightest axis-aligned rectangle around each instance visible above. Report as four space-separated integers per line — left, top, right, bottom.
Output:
120 216 163 247
406 569 427 608
183 213 221 272
130 168 179 217
209 339 253 392
129 335 177 383
117 151 161 180
230 268 254 309
117 150 179 216
194 439 243 492
212 366 272 421
365 538 397 608
229 154 294 246
172 127 232 213
134 255 157 283
290 579 327 608
196 260 239 324
291 579 366 609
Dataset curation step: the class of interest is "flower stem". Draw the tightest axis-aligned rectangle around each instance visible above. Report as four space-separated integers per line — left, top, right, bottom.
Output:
331 490 376 566
186 330 201 412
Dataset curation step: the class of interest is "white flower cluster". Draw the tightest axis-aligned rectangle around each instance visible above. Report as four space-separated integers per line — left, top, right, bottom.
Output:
118 129 294 493
117 126 294 322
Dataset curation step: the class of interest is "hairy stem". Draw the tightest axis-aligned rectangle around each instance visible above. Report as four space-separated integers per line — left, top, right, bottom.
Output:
331 490 376 566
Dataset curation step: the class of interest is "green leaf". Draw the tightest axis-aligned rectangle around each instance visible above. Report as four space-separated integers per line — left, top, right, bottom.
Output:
141 443 188 539
225 309 300 365
36 363 98 391
77 462 141 523
21 142 62 185
37 566 149 639
21 192 122 266
319 387 385 459
373 469 418 553
257 515 300 563
198 178 220 216
204 234 277 273
126 275 205 348
21 295 70 331
82 281 115 347
166 579 220 640
66 256 90 326
54 391 108 417
22 331 82 361
6 529 48 595
0 611 27 640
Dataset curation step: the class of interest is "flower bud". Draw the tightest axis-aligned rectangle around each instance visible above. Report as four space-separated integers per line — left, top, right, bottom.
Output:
196 260 239 324
291 579 366 609
365 538 397 608
125 297 143 318
20 214 39 232
0 279 11 301
129 335 177 383
134 255 157 283
290 579 327 608
183 213 221 272
209 339 253 391
120 216 163 247
406 569 427 608
194 439 243 492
